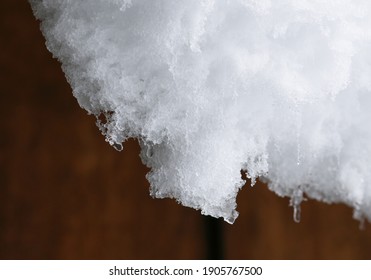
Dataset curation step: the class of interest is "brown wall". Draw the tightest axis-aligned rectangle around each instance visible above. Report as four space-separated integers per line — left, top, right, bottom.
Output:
1 0 371 259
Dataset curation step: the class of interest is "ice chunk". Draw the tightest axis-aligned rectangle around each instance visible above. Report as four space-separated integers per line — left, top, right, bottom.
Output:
30 0 371 223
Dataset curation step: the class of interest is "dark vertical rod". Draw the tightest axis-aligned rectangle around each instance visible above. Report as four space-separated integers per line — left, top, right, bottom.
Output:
203 216 224 260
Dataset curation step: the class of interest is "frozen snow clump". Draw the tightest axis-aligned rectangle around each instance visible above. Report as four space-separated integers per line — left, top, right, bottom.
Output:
30 0 371 223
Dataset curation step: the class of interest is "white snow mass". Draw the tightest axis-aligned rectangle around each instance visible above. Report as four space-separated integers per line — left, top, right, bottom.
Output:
30 0 371 223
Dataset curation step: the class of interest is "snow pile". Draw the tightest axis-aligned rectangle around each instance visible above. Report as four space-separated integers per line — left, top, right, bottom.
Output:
30 0 371 223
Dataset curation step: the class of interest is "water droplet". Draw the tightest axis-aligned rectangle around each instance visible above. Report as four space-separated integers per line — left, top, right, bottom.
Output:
225 210 239 224
293 203 301 223
290 187 303 223
353 207 365 230
112 143 123 151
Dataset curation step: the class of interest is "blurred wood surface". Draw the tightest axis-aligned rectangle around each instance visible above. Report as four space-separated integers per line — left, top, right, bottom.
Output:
1 0 371 259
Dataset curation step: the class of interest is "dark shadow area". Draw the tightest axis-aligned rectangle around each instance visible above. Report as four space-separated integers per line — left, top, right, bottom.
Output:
203 216 224 260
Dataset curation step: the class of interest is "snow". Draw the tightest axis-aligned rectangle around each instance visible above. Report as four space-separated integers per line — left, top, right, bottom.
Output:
30 0 371 223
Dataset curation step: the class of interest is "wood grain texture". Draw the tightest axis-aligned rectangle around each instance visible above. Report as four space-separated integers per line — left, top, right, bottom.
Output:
1 0 371 260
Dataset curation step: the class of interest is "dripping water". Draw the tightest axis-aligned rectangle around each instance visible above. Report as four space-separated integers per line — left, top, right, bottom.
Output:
290 187 304 223
293 202 301 223
353 206 366 230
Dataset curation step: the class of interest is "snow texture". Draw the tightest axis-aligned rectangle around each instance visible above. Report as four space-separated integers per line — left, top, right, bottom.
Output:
30 0 371 223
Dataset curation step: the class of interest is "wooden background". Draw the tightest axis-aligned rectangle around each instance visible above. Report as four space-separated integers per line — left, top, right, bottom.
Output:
1 0 371 259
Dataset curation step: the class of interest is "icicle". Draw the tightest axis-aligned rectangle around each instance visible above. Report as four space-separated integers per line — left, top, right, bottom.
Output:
290 187 304 223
